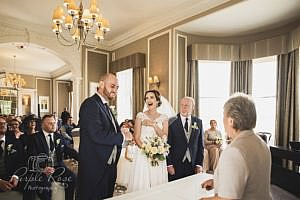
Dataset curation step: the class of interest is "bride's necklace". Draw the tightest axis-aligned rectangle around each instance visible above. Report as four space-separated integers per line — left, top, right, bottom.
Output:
146 110 159 121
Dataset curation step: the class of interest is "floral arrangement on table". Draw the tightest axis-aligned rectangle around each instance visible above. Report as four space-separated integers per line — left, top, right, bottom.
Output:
141 135 170 167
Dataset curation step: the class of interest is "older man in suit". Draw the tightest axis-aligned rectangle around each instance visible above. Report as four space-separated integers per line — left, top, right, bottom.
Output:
167 96 204 181
78 73 131 200
27 114 78 200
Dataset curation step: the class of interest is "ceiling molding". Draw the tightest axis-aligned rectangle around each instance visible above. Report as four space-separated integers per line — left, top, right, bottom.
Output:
3 66 51 78
0 0 237 52
108 0 236 50
50 65 71 78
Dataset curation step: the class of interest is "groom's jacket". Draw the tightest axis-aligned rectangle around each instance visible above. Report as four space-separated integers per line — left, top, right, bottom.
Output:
167 113 204 168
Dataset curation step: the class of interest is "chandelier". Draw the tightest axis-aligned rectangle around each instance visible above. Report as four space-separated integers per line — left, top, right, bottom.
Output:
4 55 26 88
51 0 110 49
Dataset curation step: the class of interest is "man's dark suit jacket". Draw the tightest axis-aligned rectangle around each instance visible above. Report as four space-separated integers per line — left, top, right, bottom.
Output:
78 93 124 199
0 132 27 192
27 131 78 165
26 131 78 200
167 113 204 180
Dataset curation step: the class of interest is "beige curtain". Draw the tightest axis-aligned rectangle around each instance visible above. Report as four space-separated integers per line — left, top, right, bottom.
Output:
133 67 145 118
230 60 253 95
275 49 299 147
186 60 199 116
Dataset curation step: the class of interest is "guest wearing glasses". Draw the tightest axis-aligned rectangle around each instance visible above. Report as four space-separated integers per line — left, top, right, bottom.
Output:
201 93 272 200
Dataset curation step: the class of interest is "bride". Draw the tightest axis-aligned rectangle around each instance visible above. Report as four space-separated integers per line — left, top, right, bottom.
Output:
127 90 169 192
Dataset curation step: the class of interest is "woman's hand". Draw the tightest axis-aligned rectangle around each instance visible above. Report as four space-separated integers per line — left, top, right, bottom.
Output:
142 119 155 127
201 179 214 191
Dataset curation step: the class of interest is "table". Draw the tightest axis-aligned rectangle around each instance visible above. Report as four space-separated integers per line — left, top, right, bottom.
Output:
108 173 214 200
270 145 300 197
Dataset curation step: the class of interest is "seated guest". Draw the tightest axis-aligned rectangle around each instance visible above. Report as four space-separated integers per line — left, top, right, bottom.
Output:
7 119 24 139
201 93 272 200
0 117 26 198
60 116 74 147
27 114 79 200
204 119 222 172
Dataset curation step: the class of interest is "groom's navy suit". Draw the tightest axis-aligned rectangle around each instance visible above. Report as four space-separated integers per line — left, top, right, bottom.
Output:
78 93 124 199
167 113 204 181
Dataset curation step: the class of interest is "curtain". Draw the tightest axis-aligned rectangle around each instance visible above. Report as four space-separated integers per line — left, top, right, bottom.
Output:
186 60 199 116
230 60 253 95
132 67 145 118
275 49 299 147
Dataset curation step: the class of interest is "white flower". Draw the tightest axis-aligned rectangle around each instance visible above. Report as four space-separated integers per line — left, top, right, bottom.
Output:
150 147 158 154
7 144 16 154
141 135 170 167
56 139 61 144
7 144 13 151
191 122 199 130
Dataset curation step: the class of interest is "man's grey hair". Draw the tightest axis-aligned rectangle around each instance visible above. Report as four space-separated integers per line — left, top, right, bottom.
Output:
182 96 195 107
223 93 256 131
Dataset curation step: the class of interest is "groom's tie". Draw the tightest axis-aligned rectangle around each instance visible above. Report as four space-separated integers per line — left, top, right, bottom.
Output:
104 103 117 132
104 103 118 165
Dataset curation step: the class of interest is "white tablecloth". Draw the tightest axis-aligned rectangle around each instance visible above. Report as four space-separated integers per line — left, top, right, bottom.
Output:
109 173 214 200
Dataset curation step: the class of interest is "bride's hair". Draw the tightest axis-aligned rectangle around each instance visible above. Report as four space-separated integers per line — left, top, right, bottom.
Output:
144 90 162 107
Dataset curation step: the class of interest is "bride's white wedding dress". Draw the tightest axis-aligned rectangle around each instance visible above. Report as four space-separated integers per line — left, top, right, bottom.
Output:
127 112 168 192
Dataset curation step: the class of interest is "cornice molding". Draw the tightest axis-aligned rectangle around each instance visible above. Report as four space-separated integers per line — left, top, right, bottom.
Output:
109 0 235 50
50 65 70 78
0 0 236 51
2 66 51 78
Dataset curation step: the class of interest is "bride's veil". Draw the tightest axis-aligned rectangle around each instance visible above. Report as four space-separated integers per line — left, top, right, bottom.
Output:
143 95 176 118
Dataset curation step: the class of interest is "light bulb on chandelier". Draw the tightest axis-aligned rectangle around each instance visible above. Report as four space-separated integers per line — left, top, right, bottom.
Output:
4 55 26 89
51 0 110 49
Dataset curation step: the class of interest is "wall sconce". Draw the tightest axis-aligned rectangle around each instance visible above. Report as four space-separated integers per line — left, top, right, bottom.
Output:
148 75 160 88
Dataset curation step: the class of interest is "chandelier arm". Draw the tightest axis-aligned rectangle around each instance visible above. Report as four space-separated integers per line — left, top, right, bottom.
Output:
57 36 77 46
58 33 76 43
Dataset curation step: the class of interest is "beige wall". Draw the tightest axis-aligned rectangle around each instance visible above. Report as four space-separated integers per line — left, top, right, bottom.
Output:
22 74 36 89
57 81 71 115
177 35 186 111
149 33 170 98
114 38 147 60
84 49 108 96
36 78 51 115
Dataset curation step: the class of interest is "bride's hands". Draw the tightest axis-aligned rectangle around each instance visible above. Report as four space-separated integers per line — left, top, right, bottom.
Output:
142 119 155 127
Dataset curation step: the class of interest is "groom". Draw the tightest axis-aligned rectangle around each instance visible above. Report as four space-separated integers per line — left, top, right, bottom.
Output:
167 96 204 181
78 73 131 199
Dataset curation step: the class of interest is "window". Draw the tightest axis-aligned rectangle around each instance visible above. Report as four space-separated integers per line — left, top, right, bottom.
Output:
116 68 133 123
198 60 231 133
252 56 277 145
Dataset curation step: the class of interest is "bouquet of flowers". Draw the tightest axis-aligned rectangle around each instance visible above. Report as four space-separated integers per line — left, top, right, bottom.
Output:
215 136 223 145
141 135 170 167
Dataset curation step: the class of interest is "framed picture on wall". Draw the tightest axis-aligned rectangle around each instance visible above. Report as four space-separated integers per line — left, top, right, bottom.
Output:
39 96 49 112
89 82 98 96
